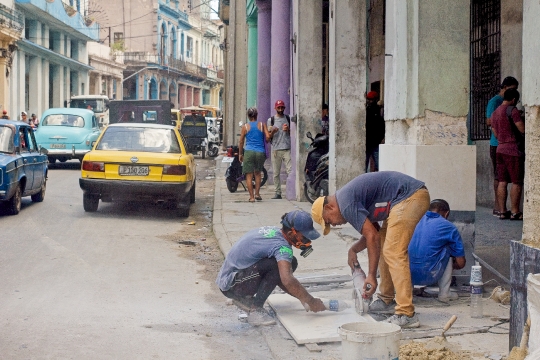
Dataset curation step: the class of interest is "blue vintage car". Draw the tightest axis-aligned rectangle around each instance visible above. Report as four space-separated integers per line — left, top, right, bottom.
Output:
0 119 48 215
34 108 101 163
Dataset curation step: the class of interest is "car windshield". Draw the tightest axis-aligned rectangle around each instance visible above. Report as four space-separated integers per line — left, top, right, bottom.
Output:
71 99 105 113
42 114 85 128
96 127 181 153
0 126 14 153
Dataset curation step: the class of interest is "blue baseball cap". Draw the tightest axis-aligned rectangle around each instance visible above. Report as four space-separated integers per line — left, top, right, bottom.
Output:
281 210 321 241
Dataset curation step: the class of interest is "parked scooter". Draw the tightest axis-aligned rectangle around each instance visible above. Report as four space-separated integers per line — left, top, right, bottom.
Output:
225 145 268 192
304 131 329 203
207 125 220 157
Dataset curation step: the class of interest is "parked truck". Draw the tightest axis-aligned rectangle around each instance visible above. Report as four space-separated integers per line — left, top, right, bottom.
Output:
108 100 173 125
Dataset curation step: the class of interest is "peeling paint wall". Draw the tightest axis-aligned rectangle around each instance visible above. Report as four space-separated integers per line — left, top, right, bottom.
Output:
385 110 468 146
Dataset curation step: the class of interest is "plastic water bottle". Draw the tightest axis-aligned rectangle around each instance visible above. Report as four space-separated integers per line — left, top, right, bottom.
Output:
323 299 350 312
470 285 483 318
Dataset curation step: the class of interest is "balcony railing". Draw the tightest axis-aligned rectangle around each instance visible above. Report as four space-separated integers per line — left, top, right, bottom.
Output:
0 4 23 32
122 52 210 79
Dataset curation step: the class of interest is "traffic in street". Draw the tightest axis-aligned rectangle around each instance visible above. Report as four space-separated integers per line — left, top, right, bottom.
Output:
0 158 273 359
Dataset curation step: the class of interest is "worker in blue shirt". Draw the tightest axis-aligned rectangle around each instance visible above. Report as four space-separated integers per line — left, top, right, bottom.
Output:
408 199 466 302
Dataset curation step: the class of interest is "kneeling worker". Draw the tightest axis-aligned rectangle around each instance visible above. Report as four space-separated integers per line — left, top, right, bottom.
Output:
216 210 326 326
408 199 466 302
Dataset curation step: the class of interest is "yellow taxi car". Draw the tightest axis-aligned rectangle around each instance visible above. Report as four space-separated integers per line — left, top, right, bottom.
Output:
79 123 196 217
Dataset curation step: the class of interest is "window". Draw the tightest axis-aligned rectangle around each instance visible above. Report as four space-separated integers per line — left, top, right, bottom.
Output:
186 36 193 59
114 32 124 42
470 0 501 141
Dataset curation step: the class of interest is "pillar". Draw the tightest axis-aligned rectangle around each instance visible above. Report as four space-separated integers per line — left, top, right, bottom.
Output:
511 0 540 349
193 88 200 106
179 84 186 108
42 59 49 110
292 0 322 200
380 0 475 285
187 86 193 106
52 65 65 107
0 44 9 110
246 15 258 107
328 0 367 191
29 56 42 114
256 0 272 129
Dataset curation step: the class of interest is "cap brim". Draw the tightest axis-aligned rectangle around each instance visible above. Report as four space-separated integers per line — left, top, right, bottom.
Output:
302 227 321 241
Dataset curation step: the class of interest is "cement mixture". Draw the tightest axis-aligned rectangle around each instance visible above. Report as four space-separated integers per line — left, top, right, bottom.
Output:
400 339 472 360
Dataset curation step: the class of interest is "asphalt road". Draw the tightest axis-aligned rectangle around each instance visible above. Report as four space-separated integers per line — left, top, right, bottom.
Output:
0 158 273 360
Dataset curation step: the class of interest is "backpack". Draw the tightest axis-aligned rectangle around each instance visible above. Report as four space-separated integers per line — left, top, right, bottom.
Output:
270 115 290 127
505 105 525 156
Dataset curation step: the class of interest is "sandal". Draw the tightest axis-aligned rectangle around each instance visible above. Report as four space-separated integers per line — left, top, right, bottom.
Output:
510 212 523 220
492 209 501 217
499 211 511 220
255 195 262 201
248 198 255 203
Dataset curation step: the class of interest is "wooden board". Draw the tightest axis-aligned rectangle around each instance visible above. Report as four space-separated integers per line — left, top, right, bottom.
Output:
267 294 374 345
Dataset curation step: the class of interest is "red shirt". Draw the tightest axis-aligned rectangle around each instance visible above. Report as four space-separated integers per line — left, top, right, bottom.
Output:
491 104 523 157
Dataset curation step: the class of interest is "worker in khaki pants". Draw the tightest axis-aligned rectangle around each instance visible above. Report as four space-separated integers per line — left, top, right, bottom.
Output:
311 171 430 328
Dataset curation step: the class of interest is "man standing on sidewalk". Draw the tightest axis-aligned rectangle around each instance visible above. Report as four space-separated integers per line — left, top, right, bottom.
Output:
491 88 525 220
311 171 430 328
267 100 291 199
486 76 519 217
216 210 326 326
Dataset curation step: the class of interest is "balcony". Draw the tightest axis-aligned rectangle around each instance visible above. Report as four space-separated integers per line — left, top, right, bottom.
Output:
123 52 159 64
0 4 23 32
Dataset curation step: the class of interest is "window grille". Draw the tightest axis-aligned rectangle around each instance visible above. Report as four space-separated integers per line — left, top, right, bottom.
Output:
470 0 501 141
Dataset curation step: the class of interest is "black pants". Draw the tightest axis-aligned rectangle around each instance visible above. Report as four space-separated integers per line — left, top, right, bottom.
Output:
221 257 298 308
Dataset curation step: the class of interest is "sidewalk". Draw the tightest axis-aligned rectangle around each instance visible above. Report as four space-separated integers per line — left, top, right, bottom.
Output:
212 158 517 359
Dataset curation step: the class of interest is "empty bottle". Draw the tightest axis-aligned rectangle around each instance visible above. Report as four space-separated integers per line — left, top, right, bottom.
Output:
470 285 483 318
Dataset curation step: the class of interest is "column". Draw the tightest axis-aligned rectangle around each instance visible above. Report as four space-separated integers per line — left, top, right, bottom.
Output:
292 0 322 200
246 15 258 107
52 65 65 107
256 0 271 129
328 0 367 192
193 88 200 106
29 56 43 114
0 42 9 110
179 84 186 108
270 0 289 107
186 86 193 106
42 59 49 110
511 0 540 349
380 0 474 289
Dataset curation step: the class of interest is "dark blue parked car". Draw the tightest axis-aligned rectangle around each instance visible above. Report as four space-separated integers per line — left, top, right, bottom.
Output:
0 119 48 215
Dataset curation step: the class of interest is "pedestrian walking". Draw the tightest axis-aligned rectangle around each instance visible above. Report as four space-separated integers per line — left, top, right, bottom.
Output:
238 107 269 202
267 100 292 199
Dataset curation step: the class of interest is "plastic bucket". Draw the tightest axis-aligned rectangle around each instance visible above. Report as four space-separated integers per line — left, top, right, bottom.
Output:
338 322 401 360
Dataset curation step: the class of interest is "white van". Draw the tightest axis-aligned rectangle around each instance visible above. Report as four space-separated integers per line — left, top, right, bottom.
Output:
70 95 110 127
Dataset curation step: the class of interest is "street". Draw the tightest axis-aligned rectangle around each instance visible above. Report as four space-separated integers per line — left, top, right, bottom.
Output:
0 159 273 359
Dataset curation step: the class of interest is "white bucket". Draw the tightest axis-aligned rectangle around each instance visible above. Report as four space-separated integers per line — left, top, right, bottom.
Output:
338 322 401 360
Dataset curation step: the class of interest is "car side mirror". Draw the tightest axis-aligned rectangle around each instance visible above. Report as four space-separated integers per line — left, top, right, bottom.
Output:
238 121 243 127
39 146 48 155
306 131 313 140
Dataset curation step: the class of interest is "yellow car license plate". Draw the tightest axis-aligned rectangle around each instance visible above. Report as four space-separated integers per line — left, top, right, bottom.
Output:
119 165 149 176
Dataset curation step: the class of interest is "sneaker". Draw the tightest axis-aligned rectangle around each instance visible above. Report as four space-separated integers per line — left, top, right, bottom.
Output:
368 298 396 314
271 194 282 199
247 308 276 326
438 291 459 303
385 313 420 328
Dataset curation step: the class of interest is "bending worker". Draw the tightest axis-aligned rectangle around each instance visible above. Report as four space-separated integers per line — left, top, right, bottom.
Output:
311 171 430 328
216 210 326 326
408 199 466 302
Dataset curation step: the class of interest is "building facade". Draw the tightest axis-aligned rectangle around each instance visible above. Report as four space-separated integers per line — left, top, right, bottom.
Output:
95 0 224 110
88 42 126 99
0 0 23 116
9 0 99 120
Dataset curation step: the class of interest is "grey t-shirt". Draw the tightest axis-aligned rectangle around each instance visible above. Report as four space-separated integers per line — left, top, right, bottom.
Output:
216 226 294 291
335 171 425 232
267 115 291 151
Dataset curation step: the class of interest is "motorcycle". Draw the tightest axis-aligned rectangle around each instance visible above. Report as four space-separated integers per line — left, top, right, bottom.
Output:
225 145 268 193
303 131 329 203
207 125 220 157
